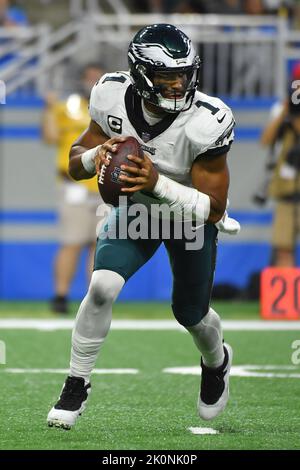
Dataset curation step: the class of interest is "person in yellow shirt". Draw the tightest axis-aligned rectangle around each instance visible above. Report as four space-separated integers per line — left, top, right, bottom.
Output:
42 63 107 314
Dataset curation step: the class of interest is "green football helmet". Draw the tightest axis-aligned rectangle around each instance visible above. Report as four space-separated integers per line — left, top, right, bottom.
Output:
128 24 201 113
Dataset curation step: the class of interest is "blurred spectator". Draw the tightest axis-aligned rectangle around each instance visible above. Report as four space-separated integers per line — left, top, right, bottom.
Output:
0 1 28 68
216 0 244 14
0 0 28 26
263 0 285 14
292 0 300 29
134 0 264 14
256 63 300 205
147 0 171 12
258 69 300 267
243 0 265 14
130 0 294 15
176 0 243 13
172 0 209 13
42 63 107 314
267 96 300 266
131 0 187 13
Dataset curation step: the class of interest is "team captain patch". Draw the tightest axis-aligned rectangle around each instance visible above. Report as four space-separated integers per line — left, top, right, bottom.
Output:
108 115 123 134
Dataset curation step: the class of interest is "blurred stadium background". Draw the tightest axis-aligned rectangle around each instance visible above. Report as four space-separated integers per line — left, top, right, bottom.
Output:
2 0 300 303
1 0 300 452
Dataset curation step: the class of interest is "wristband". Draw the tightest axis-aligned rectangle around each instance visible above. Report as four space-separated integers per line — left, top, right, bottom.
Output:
81 145 101 174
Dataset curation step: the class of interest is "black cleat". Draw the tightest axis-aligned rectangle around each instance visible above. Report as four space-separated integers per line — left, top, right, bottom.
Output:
198 343 233 420
47 376 91 430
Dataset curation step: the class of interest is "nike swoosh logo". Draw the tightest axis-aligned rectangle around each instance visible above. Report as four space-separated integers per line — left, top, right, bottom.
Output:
191 223 206 232
217 114 226 123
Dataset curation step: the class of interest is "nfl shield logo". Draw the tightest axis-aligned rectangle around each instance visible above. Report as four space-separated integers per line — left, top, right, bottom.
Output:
142 132 151 143
111 167 122 184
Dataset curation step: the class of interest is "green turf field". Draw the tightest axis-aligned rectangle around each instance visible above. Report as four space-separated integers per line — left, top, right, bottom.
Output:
0 300 260 319
0 301 299 450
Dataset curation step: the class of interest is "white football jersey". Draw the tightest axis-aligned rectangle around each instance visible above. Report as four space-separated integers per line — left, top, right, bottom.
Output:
89 71 235 189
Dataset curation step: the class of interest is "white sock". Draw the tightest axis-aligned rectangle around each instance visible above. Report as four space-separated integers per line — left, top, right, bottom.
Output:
70 270 125 383
186 308 225 368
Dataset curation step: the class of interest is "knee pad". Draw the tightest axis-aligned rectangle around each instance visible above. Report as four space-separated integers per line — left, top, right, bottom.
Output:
88 269 125 306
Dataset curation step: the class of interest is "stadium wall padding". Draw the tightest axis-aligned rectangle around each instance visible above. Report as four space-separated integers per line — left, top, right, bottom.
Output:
3 241 298 300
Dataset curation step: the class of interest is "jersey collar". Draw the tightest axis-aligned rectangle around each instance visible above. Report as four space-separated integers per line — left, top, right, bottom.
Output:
124 85 179 143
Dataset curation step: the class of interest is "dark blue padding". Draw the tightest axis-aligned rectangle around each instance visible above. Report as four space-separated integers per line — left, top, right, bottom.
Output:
2 241 300 300
0 210 273 225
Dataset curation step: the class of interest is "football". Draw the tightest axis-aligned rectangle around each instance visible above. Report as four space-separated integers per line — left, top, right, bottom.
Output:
98 136 144 207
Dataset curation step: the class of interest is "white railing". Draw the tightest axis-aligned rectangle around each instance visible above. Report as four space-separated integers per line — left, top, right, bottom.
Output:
43 0 130 17
24 0 129 17
0 14 299 99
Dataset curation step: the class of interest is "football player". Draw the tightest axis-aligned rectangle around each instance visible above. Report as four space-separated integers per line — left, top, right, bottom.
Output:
47 24 240 430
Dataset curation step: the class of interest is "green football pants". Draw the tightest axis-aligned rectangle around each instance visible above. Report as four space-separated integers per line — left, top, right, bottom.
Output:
94 206 218 327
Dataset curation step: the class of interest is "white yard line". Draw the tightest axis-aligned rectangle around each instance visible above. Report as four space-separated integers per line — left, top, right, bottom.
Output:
3 368 138 375
188 427 219 435
0 319 300 331
2 365 300 379
163 365 300 378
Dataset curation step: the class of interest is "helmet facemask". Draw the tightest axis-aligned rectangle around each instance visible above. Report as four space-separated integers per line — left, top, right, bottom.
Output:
132 61 201 113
